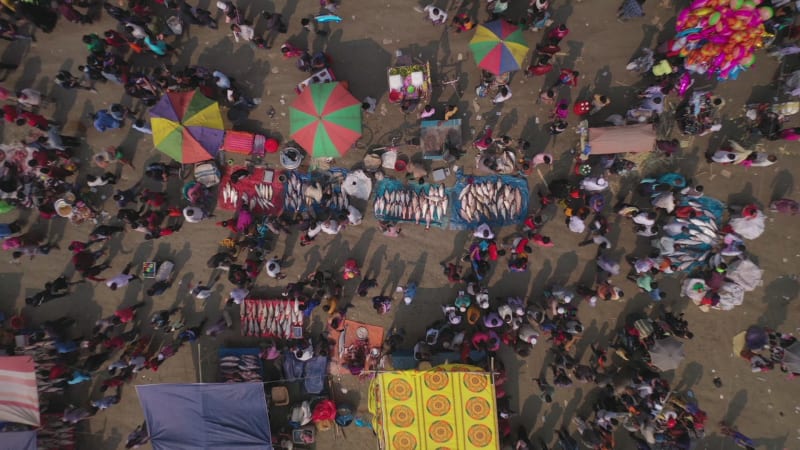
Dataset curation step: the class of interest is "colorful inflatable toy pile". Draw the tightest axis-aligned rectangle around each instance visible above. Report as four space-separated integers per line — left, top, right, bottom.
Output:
672 0 772 80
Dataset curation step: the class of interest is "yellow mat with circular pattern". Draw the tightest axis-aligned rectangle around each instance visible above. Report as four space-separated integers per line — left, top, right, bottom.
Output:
369 364 499 450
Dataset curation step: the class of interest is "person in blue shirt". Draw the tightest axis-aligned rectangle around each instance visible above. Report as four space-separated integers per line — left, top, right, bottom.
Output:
91 110 122 132
0 220 20 239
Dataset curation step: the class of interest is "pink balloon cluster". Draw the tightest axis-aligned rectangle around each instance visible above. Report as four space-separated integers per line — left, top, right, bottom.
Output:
671 0 770 80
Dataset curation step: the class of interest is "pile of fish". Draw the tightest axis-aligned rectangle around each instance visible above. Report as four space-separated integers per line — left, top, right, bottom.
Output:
655 197 724 272
284 172 305 212
221 182 240 207
222 182 275 211
373 184 449 228
219 354 263 383
324 188 350 211
457 179 523 223
38 415 76 449
242 300 303 339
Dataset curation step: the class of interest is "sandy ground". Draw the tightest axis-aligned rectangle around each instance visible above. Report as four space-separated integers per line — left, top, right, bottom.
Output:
1 0 800 449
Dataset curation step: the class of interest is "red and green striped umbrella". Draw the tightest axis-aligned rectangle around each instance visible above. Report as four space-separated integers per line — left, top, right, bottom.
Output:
289 82 362 158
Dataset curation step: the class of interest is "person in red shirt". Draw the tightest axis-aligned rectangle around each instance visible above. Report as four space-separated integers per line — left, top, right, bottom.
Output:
514 236 530 254
2 104 18 123
103 30 128 48
546 23 569 46
140 189 167 208
674 205 697 218
487 241 499 261
113 301 146 325
19 111 49 130
553 68 579 89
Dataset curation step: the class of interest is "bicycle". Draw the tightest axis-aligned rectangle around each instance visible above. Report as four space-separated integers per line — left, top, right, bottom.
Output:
372 130 419 152
437 73 464 98
353 123 375 150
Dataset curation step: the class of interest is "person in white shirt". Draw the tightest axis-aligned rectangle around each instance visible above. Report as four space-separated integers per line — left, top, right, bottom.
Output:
231 23 255 43
183 206 208 223
492 86 512 104
189 282 214 300
300 221 323 246
16 88 43 108
473 223 495 240
226 287 249 306
265 257 286 279
87 172 117 187
320 219 342 235
132 119 152 134
125 23 148 40
567 215 585 233
423 5 448 24
710 149 736 164
580 176 609 192
632 211 656 227
662 220 688 236
347 205 362 225
106 263 139 291
212 70 231 89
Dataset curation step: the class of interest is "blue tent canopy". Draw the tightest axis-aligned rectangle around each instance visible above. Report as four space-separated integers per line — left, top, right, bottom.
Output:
136 383 273 450
0 430 37 450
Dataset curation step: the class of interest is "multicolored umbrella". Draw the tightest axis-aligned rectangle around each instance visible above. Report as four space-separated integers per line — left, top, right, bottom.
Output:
289 82 361 158
469 20 529 75
150 90 225 163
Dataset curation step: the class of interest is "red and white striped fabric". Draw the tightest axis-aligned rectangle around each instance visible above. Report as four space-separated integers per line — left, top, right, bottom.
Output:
0 356 40 427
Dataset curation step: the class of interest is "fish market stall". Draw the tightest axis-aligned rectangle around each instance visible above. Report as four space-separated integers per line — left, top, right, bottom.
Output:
218 348 264 383
329 319 384 376
368 364 500 450
450 173 528 230
241 299 304 340
387 62 432 106
421 119 462 160
373 179 449 228
218 166 284 215
652 195 726 273
283 170 351 214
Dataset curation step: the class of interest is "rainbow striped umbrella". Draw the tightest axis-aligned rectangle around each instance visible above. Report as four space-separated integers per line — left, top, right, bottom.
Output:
289 82 362 158
150 90 225 163
469 20 529 75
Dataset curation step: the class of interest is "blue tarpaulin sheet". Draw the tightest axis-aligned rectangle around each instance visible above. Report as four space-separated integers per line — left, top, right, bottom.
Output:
137 383 273 450
0 431 36 450
449 173 529 230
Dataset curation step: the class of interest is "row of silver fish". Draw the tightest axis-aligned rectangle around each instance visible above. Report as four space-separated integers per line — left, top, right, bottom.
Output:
324 188 349 211
284 172 305 212
243 300 302 339
373 184 448 229
219 355 263 383
458 180 523 223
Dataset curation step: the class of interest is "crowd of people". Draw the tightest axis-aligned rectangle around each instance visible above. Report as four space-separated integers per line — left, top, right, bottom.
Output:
0 0 797 448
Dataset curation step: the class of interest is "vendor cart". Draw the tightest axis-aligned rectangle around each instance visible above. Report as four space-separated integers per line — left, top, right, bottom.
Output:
420 119 462 160
387 60 432 107
296 68 336 94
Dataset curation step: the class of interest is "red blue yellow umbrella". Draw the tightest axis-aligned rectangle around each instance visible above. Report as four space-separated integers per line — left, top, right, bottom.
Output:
150 90 225 163
469 20 529 75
